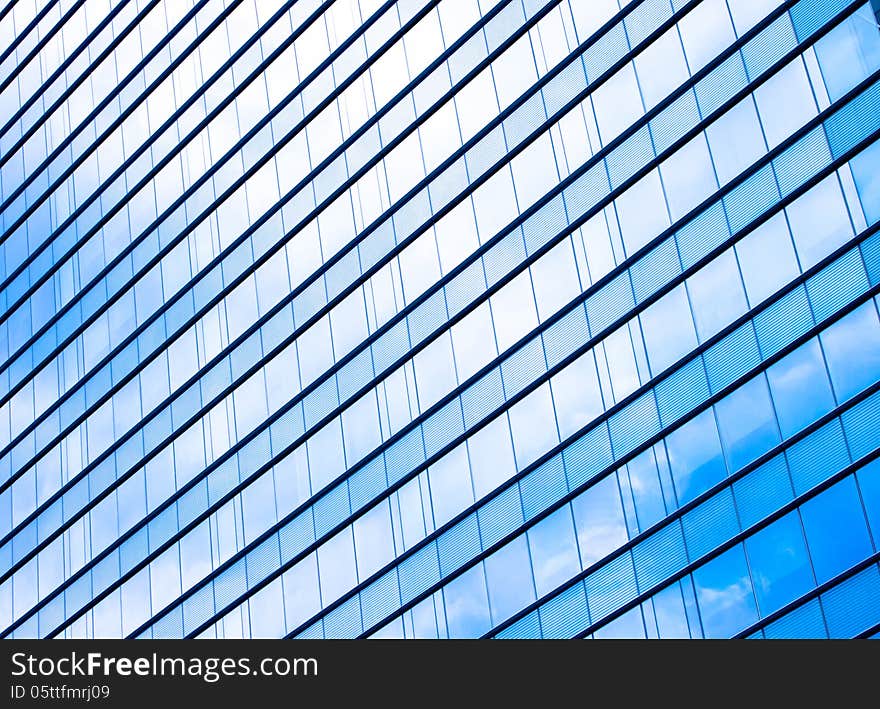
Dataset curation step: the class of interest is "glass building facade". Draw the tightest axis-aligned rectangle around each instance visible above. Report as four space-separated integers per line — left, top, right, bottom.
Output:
0 0 879 640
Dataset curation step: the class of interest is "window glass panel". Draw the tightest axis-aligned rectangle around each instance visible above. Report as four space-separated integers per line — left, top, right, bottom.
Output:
428 444 475 529
594 606 646 639
819 302 880 402
665 409 727 506
706 97 767 186
727 0 781 35
624 449 667 531
489 271 538 353
753 58 818 149
591 63 644 145
735 212 799 307
571 474 628 568
814 6 880 102
692 545 759 638
353 500 395 581
660 133 718 221
342 391 382 465
527 507 581 597
850 139 880 225
715 375 781 472
468 415 517 499
530 241 581 322
785 176 854 270
414 332 457 411
651 582 693 638
317 527 357 607
248 578 284 638
435 198 480 272
744 512 814 616
451 302 498 382
282 554 321 632
766 339 836 438
443 564 492 638
484 537 536 625
677 0 735 73
550 351 604 439
615 169 670 256
568 0 619 43
634 26 689 111
800 477 873 584
508 384 559 470
639 285 699 376
686 250 748 341
856 458 880 542
511 134 559 210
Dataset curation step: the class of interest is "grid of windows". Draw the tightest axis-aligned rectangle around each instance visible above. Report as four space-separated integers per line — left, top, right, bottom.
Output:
1 0 879 639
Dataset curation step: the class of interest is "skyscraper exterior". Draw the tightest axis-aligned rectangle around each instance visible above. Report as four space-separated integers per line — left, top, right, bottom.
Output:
1 0 879 641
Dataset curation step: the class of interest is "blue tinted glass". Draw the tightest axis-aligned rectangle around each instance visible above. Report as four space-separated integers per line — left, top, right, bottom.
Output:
9 0 880 642
484 537 536 625
572 475 629 568
593 606 646 639
650 582 692 639
527 507 581 597
624 449 668 532
814 6 880 101
819 302 880 402
443 565 492 639
692 545 759 639
800 477 874 584
850 139 880 224
856 458 880 541
428 445 474 528
665 410 727 506
715 376 781 472
639 285 698 376
766 339 836 438
744 512 814 616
